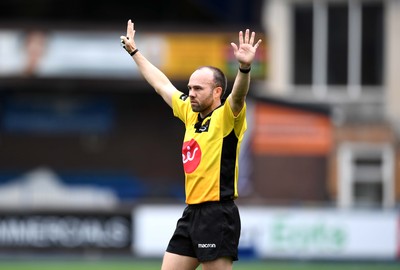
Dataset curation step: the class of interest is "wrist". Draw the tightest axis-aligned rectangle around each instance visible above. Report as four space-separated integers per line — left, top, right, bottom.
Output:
239 65 251 74
129 48 139 56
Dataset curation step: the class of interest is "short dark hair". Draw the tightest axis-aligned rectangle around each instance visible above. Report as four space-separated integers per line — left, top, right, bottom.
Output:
198 66 228 99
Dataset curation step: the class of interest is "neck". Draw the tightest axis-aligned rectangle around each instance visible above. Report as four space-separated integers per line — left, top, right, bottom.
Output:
199 101 222 119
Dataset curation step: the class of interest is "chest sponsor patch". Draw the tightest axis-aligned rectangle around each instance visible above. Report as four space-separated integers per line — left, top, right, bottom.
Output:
182 139 202 173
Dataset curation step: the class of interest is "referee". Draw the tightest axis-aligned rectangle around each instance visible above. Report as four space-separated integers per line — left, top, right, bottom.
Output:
121 20 262 270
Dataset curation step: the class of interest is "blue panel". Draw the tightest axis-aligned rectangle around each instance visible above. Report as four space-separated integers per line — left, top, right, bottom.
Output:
2 94 114 134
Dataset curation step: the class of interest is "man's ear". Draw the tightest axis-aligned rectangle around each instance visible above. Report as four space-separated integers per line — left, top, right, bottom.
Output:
214 86 223 99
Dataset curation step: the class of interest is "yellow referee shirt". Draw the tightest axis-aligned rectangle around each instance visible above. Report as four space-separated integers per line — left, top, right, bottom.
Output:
172 90 247 204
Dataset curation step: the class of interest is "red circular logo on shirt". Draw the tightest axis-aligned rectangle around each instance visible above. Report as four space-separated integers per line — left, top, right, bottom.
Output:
182 139 202 173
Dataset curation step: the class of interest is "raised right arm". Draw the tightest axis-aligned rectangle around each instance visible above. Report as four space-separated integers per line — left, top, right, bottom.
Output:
120 20 176 107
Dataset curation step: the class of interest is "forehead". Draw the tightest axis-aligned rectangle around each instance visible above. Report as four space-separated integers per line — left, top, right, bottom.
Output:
188 68 214 86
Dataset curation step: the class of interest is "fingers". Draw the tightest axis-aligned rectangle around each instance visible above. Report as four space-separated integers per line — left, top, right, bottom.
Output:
131 20 136 39
254 39 262 49
249 31 255 45
120 35 128 51
127 19 135 39
239 31 243 46
230 42 238 53
240 29 260 47
244 29 249 44
126 20 130 36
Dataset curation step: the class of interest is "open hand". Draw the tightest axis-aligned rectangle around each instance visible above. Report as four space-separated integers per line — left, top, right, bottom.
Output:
231 29 262 67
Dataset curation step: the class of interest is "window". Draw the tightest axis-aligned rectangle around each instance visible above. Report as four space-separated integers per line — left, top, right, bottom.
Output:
327 3 348 85
293 4 313 85
338 143 394 208
361 2 384 85
292 0 384 91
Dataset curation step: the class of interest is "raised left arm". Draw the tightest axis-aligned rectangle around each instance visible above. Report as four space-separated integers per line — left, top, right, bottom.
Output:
229 29 262 116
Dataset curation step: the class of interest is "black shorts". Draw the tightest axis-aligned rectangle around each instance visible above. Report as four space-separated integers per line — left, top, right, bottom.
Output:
166 200 241 262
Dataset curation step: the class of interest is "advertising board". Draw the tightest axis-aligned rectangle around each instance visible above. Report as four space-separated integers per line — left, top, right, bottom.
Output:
133 205 398 260
0 211 131 254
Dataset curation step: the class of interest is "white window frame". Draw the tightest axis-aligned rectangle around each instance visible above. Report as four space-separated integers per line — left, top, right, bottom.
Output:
288 0 384 102
338 142 395 208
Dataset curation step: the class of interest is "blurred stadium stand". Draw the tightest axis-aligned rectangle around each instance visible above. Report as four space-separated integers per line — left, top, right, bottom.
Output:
0 0 266 208
0 0 399 210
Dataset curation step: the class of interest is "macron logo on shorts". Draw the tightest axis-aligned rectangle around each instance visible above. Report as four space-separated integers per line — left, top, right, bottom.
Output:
198 243 216 249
